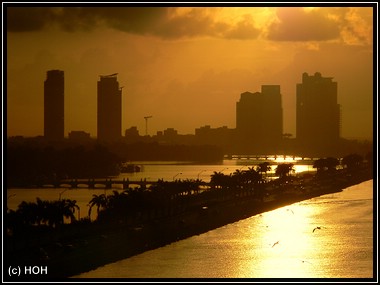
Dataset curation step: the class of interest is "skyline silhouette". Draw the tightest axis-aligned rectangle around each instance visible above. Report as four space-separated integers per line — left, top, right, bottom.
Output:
13 69 371 146
19 68 369 156
6 6 374 141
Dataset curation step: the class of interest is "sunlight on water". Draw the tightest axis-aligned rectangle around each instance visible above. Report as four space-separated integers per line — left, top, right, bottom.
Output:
76 180 373 279
252 205 323 278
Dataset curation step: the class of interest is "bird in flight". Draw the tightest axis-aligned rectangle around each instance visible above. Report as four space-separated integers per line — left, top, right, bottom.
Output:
272 240 280 248
312 226 322 233
287 208 294 214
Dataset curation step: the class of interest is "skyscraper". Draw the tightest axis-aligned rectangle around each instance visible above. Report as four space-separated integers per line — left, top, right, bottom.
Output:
296 72 341 154
236 85 283 152
97 73 122 142
44 70 64 140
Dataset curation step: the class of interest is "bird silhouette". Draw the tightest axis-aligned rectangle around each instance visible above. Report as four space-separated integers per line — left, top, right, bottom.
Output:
287 208 294 214
271 240 280 248
312 226 322 233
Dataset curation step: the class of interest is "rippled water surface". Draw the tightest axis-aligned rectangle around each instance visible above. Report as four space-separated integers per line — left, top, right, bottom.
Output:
76 180 373 279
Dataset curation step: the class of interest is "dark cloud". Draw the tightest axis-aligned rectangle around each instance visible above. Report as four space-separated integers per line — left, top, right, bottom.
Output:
6 7 168 33
6 7 260 40
267 8 340 41
7 7 57 32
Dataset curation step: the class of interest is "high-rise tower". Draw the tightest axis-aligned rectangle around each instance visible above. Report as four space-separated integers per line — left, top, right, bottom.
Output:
236 85 283 152
97 73 122 142
44 70 64 140
296 72 340 154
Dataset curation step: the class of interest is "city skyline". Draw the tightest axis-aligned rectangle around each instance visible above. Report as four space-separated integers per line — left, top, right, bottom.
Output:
18 69 348 144
6 6 374 140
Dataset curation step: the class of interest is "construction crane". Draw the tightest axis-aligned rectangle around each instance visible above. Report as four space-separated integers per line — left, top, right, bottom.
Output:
144 116 152 136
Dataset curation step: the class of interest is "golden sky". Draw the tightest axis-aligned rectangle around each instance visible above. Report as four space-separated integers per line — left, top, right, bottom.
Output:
6 6 374 140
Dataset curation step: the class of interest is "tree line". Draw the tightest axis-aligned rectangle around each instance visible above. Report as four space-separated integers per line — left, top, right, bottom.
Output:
7 152 372 234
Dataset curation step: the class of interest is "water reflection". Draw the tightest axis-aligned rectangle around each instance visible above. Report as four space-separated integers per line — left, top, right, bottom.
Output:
252 205 320 278
76 181 372 278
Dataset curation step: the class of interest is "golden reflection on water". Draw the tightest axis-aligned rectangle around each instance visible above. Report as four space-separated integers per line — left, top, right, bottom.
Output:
75 181 372 278
247 204 325 278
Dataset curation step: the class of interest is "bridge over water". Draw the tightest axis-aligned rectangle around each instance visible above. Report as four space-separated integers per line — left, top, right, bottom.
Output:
41 178 161 190
224 154 319 162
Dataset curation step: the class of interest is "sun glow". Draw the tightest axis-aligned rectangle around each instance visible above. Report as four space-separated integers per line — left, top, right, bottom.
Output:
216 7 276 28
303 7 320 12
250 205 323 278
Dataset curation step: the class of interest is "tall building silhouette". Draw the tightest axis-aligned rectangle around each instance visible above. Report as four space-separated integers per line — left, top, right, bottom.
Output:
236 85 283 153
44 70 64 140
97 73 122 142
296 72 341 154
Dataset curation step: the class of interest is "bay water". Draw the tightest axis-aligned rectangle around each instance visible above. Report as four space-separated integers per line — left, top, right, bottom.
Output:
75 179 374 279
6 159 374 279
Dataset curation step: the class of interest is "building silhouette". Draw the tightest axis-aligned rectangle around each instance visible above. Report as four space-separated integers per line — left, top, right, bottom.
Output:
97 73 122 142
296 72 341 155
44 70 64 140
236 85 283 153
68 130 91 142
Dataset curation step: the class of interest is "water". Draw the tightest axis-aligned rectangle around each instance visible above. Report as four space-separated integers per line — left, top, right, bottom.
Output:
7 159 373 279
7 159 315 221
75 179 374 279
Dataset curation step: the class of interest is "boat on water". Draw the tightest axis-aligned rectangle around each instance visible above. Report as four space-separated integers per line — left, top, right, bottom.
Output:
120 163 142 173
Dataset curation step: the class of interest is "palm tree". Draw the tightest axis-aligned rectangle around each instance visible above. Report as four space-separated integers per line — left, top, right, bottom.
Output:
210 171 226 189
232 169 245 187
275 163 295 179
61 199 79 223
45 200 64 228
35 197 48 226
256 162 271 181
243 167 261 184
16 200 38 226
88 194 108 220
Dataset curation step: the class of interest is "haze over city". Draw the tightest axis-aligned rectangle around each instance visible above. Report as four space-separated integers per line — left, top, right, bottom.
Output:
6 6 374 140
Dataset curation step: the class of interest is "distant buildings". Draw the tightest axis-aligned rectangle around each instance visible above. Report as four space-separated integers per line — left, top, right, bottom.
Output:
236 85 283 153
195 125 235 152
125 126 140 138
40 69 348 156
296 72 341 154
97 74 122 142
44 70 64 140
68 130 91 142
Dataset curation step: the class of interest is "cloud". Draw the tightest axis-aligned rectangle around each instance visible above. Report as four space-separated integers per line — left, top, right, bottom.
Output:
267 7 341 41
6 7 57 32
223 14 261 40
6 7 167 33
6 7 260 40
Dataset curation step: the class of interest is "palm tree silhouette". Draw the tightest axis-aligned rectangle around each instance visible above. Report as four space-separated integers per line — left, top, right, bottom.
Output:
244 167 261 184
210 171 226 189
275 163 295 179
256 162 271 181
61 199 79 223
88 194 108 220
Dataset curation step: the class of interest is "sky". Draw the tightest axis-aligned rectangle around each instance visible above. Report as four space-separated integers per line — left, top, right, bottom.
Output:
5 5 375 140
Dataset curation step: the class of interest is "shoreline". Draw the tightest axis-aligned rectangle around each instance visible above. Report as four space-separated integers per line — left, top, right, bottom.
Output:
5 171 373 281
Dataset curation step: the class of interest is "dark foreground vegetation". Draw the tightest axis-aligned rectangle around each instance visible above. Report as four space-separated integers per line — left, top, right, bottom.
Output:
5 153 373 280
